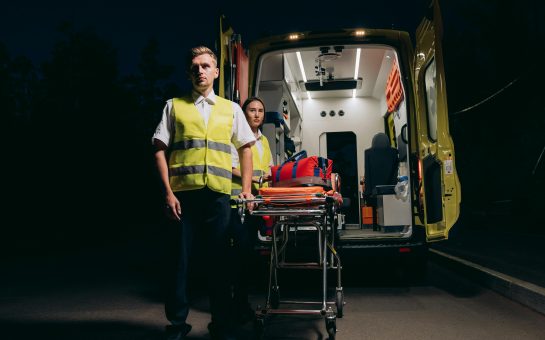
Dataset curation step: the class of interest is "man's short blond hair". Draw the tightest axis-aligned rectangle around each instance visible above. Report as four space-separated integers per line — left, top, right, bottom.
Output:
187 46 218 69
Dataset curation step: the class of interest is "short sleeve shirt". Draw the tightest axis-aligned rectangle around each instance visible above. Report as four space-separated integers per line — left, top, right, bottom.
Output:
152 91 255 150
231 130 274 168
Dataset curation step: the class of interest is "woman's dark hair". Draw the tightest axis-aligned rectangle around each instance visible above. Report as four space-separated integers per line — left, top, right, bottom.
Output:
241 96 266 113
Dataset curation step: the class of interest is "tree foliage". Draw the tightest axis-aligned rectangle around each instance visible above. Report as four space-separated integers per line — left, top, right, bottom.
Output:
1 24 178 253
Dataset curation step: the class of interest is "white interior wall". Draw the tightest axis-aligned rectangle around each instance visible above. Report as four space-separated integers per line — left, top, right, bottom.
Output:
259 85 283 115
301 97 384 178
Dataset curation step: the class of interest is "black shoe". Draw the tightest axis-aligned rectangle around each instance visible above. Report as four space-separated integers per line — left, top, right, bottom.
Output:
165 323 192 340
208 322 236 340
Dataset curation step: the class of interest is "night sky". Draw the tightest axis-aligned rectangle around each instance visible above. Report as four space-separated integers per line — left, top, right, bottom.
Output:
2 0 434 89
1 0 544 254
3 0 541 109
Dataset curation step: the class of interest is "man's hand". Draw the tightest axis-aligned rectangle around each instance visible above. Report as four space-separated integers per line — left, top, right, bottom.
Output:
165 192 182 221
239 191 255 212
251 174 272 187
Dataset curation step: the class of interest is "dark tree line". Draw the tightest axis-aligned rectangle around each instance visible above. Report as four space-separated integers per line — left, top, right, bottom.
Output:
2 24 183 255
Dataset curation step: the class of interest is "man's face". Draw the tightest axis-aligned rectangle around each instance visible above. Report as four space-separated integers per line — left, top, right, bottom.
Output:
189 54 219 92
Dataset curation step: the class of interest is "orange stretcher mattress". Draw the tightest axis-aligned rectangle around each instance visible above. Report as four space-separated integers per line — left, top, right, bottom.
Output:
257 186 343 206
259 186 325 196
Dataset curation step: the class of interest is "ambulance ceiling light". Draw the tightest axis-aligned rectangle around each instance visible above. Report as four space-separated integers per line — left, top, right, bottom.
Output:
354 30 366 36
288 33 301 40
353 48 361 98
354 48 361 80
296 51 307 82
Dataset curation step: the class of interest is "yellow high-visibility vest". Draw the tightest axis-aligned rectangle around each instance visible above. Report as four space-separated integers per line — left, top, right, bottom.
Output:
231 134 272 203
169 96 233 195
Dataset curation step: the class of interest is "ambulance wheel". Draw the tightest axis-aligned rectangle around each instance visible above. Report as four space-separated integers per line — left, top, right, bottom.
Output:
326 319 336 339
335 289 344 318
271 286 280 309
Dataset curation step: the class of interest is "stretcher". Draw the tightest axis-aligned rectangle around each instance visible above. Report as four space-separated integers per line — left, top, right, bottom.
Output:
236 173 344 339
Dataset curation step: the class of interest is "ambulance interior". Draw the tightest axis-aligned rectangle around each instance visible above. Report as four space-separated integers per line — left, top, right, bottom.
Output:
256 44 413 240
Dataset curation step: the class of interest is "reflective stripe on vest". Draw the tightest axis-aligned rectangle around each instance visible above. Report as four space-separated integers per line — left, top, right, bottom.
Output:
169 96 233 195
230 134 273 202
231 176 243 204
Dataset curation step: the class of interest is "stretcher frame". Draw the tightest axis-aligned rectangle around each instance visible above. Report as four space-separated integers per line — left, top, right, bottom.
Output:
237 182 344 339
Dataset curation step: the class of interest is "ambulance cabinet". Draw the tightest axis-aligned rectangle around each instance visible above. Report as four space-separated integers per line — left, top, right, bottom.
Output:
374 185 411 227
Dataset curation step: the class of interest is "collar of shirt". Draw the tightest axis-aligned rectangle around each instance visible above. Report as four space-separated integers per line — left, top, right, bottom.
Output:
255 129 263 140
192 90 216 106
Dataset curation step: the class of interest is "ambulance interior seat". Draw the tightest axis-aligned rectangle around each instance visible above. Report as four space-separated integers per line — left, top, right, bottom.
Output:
363 132 400 229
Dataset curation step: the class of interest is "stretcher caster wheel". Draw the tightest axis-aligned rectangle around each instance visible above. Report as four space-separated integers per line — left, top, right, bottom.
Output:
253 317 265 339
326 318 336 340
335 289 344 318
270 286 280 309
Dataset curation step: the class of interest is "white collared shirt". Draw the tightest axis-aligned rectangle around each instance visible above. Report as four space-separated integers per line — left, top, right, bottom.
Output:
231 130 274 167
152 90 255 150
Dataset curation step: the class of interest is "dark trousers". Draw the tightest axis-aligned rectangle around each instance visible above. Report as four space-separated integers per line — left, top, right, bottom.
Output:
165 188 231 329
229 209 259 310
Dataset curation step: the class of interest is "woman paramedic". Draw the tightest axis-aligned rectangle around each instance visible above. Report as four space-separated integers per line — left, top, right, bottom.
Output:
230 96 273 325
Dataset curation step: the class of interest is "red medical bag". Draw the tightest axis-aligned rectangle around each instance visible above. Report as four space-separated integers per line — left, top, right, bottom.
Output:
271 156 332 186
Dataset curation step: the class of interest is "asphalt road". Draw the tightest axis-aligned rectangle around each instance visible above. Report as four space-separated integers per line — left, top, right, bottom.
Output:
1 236 544 340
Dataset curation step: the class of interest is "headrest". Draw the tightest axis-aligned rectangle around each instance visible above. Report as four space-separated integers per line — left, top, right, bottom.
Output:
371 132 390 149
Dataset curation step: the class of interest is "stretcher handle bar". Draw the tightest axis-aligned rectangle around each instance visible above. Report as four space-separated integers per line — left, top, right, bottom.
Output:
261 309 327 316
259 193 326 198
230 198 248 224
230 198 242 205
277 262 323 269
279 300 336 305
250 196 337 205
232 197 326 204
250 209 326 216
257 198 327 203
277 264 340 271
255 194 326 200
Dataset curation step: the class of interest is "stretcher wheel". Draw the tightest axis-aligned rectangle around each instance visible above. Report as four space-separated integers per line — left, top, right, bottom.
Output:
270 286 280 309
335 289 344 318
253 317 265 339
326 318 336 339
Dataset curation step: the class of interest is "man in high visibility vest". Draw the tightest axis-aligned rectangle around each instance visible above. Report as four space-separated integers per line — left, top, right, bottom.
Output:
229 97 273 326
152 46 255 340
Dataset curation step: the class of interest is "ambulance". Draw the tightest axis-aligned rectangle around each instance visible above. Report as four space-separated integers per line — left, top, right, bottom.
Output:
218 0 461 274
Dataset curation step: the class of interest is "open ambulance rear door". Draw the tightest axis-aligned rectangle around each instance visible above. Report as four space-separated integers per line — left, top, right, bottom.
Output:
412 0 461 241
217 15 249 105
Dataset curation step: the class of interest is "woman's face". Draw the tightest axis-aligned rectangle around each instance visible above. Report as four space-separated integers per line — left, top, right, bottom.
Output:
245 100 265 130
